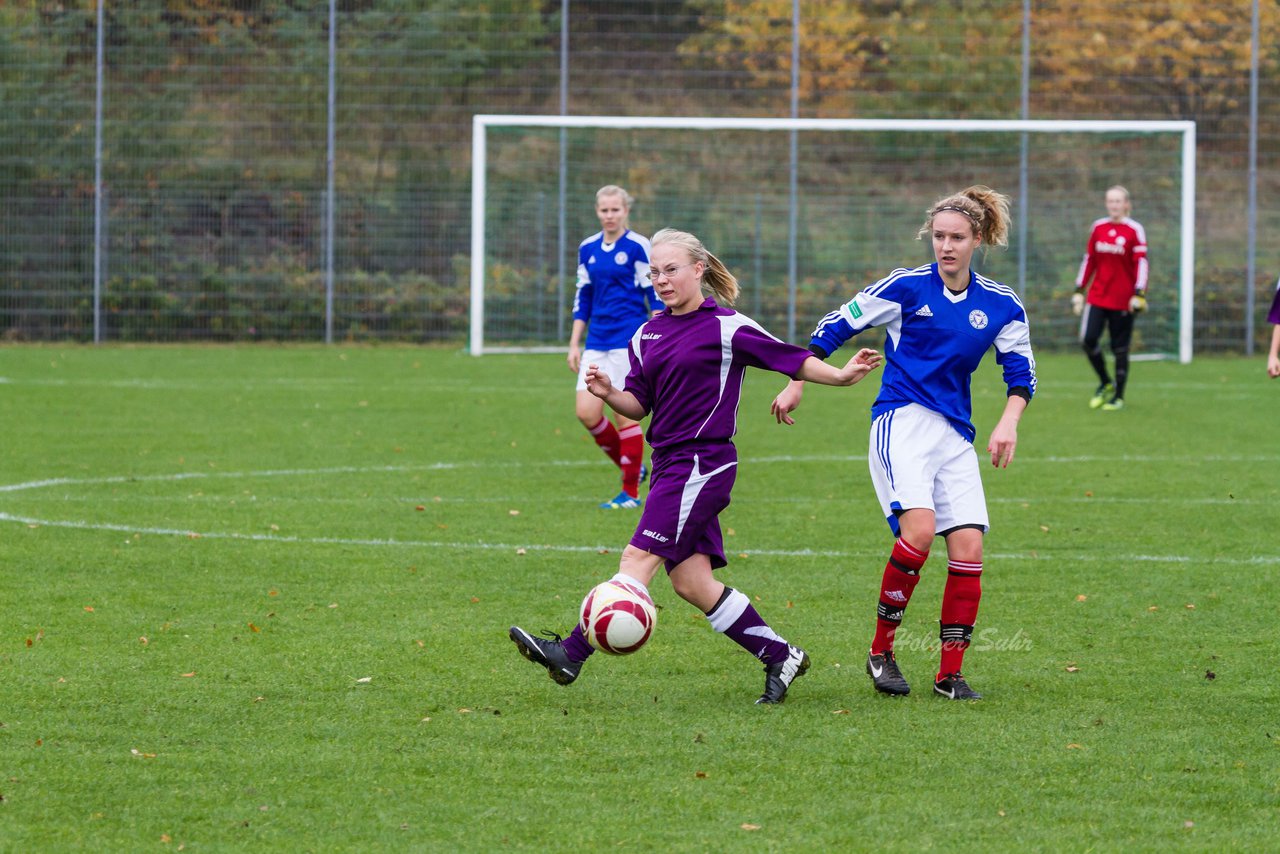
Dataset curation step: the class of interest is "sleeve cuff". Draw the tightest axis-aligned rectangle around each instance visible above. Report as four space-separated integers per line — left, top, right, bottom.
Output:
1008 386 1032 402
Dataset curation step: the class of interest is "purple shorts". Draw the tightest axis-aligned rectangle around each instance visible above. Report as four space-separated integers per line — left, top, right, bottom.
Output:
629 443 737 572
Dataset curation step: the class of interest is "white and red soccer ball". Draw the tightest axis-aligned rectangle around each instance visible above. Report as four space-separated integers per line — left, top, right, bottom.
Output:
579 579 657 655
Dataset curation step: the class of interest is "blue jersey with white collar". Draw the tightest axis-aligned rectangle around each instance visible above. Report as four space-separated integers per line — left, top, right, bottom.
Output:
809 263 1037 442
572 229 655 350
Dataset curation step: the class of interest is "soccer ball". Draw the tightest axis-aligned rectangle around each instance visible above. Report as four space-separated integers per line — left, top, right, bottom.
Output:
579 579 657 655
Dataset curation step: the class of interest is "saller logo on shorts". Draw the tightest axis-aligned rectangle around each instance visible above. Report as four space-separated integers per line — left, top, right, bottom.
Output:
642 529 670 543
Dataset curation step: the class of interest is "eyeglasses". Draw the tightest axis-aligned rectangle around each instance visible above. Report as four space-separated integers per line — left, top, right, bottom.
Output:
648 263 694 280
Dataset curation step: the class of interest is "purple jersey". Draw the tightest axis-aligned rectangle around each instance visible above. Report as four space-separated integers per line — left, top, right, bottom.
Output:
1269 278 1280 325
622 298 813 449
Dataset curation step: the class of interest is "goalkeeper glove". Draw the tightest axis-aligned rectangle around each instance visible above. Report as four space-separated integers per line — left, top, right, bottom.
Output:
1071 292 1085 316
1129 293 1147 313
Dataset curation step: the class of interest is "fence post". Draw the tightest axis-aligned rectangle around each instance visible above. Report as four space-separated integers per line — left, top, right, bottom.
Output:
324 0 337 344
93 0 105 344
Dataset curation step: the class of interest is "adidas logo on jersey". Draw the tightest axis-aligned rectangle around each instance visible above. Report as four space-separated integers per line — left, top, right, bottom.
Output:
915 305 933 317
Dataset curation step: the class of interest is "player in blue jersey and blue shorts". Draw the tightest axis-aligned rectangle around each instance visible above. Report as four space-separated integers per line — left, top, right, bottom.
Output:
568 186 656 509
773 186 1037 701
512 228 882 704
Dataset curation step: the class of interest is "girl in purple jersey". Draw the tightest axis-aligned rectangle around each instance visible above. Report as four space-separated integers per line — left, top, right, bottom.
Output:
511 228 881 704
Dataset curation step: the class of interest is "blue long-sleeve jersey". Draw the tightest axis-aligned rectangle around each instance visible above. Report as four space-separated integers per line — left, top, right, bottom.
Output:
809 263 1037 442
572 229 655 350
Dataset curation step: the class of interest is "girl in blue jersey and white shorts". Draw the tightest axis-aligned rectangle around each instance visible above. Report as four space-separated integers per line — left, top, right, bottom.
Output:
773 186 1037 701
568 186 656 509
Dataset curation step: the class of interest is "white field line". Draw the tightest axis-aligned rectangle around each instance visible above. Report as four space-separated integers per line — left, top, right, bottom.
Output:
2 461 1275 564
2 452 1276 498
5 509 1279 564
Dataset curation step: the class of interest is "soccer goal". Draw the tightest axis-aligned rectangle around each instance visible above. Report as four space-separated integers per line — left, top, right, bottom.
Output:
471 115 1195 361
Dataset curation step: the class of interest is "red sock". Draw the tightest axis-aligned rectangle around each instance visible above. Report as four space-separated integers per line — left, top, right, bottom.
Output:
587 417 622 467
617 424 644 498
870 538 928 655
938 559 982 679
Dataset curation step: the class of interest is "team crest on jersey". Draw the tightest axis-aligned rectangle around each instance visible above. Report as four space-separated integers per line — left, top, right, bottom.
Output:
614 251 628 265
969 309 989 330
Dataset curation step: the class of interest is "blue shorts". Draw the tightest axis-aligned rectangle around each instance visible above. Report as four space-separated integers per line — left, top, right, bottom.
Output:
629 443 737 571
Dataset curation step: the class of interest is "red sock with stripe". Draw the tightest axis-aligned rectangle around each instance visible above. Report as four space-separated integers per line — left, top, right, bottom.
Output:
617 424 645 498
870 537 929 655
938 559 982 679
587 417 623 468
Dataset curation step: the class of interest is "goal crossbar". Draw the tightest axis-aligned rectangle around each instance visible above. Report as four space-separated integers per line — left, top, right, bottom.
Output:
471 115 1196 361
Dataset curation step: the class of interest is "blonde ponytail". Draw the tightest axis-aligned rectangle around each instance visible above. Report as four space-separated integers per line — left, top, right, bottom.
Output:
651 227 740 306
918 185 1012 250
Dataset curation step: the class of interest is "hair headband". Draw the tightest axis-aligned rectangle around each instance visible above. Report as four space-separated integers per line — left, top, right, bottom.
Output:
933 204 980 223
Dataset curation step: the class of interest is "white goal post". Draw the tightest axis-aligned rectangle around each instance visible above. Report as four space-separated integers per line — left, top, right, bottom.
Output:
471 115 1196 361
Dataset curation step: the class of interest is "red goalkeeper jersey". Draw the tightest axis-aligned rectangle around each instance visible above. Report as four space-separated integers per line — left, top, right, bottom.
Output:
1075 217 1149 311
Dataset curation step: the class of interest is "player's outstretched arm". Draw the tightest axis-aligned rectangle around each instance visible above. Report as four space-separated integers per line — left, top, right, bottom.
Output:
796 348 882 388
986 394 1027 468
584 363 645 419
1267 325 1280 378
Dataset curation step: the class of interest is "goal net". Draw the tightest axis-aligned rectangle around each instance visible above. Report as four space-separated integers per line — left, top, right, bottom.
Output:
471 116 1195 361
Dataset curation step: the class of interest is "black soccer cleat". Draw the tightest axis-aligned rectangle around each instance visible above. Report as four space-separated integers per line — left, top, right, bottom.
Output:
866 650 911 696
509 626 582 686
933 672 982 700
756 644 810 704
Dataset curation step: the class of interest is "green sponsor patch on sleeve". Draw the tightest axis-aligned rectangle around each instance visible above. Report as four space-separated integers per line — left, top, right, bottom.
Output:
848 299 863 319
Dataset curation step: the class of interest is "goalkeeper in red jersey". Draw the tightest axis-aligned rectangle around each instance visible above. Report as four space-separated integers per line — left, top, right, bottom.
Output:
1072 185 1148 411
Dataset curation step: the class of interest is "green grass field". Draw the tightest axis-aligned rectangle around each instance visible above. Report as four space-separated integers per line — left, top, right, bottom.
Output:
2 344 1277 851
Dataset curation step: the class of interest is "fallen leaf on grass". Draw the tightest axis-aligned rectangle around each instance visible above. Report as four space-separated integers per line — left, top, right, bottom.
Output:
740 824 761 831
1185 604 1196 610
180 672 196 678
139 636 148 645
508 509 520 516
415 505 425 511
83 606 94 612
1065 665 1080 673
694 771 707 779
1075 595 1088 602
1204 670 1216 680
832 709 851 715
1066 743 1083 750
248 622 260 633
355 676 372 683
1184 821 1195 829
1039 525 1050 532
131 748 157 758
1148 606 1159 612
515 548 527 555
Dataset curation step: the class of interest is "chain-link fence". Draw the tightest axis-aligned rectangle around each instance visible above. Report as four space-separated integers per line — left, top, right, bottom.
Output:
3 1 1278 352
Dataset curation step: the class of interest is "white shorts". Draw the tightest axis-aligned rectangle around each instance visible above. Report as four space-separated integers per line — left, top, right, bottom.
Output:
576 347 632 392
868 403 989 537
